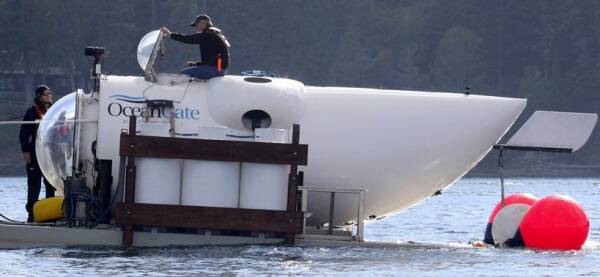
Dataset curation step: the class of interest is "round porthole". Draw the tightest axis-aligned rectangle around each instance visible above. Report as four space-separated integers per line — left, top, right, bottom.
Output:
242 110 272 130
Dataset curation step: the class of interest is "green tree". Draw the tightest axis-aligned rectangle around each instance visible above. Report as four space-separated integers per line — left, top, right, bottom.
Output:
432 25 485 92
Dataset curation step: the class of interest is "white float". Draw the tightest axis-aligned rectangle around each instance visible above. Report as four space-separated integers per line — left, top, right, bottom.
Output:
135 122 181 205
491 203 530 246
181 126 240 208
239 128 290 211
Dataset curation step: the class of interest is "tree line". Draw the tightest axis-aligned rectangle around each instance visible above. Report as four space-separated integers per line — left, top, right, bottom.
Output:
0 0 598 175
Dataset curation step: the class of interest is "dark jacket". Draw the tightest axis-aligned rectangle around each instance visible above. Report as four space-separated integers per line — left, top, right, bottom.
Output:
170 29 230 69
19 105 45 154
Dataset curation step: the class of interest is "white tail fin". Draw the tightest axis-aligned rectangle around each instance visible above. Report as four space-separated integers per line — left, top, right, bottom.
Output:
504 111 598 152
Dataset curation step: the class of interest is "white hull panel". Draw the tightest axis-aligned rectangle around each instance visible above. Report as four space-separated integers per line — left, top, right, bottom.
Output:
300 87 525 225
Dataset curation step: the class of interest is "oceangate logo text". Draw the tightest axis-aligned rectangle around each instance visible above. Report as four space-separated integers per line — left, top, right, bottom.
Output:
107 94 200 120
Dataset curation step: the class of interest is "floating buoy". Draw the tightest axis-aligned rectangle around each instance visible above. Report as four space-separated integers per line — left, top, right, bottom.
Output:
483 193 538 244
491 203 530 246
33 196 64 223
520 195 589 251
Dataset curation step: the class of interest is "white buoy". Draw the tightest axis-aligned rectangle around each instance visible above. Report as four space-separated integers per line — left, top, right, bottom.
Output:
135 122 181 205
491 203 530 246
239 128 289 211
181 126 240 208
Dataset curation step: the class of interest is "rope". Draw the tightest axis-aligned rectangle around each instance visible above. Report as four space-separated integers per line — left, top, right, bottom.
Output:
0 219 66 226
105 45 138 76
0 99 27 106
0 115 23 122
0 213 20 223
0 119 98 126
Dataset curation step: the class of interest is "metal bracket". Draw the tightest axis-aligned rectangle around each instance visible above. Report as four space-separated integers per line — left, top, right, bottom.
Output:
298 186 367 242
493 143 574 207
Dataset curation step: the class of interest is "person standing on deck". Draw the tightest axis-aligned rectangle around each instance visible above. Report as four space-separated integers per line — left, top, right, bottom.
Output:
19 85 56 222
160 14 231 79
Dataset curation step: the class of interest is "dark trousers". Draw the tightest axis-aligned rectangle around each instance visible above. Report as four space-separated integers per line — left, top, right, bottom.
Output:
25 158 55 221
181 65 226 79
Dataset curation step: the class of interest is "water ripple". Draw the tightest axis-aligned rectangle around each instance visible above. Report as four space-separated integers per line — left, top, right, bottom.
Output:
0 177 599 276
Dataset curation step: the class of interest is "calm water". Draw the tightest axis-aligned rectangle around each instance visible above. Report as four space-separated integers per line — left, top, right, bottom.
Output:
0 177 599 276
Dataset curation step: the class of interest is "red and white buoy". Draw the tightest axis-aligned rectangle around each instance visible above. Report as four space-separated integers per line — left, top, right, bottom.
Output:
483 193 538 245
481 193 589 251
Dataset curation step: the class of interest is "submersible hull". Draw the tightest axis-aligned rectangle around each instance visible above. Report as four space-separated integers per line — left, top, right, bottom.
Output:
38 74 526 226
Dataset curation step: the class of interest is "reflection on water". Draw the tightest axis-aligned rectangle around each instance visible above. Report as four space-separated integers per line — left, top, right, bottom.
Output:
0 178 599 276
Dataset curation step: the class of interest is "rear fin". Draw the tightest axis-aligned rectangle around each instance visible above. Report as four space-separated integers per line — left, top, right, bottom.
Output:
495 111 597 153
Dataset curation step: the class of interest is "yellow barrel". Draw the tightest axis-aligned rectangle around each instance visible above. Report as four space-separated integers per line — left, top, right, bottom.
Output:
33 196 64 223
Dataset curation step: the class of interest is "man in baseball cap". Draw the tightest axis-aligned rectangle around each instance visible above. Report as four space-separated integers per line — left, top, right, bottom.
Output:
161 14 230 79
190 14 213 27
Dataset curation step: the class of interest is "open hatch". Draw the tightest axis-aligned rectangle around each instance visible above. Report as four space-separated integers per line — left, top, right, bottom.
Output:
137 30 165 82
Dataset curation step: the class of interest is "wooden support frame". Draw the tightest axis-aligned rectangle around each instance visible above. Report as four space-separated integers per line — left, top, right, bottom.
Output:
118 135 308 164
114 203 303 234
116 116 308 247
121 118 137 247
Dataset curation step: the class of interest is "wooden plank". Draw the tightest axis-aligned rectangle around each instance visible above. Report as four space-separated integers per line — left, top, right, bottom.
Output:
286 166 298 212
122 116 137 247
124 118 137 204
119 134 308 165
285 124 302 244
124 166 136 204
114 203 304 234
122 225 133 247
286 124 301 212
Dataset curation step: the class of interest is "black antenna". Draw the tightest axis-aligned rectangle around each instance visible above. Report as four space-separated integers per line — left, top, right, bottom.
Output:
84 46 106 94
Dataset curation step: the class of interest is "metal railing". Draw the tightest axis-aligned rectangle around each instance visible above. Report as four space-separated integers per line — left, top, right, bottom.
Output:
298 186 367 242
